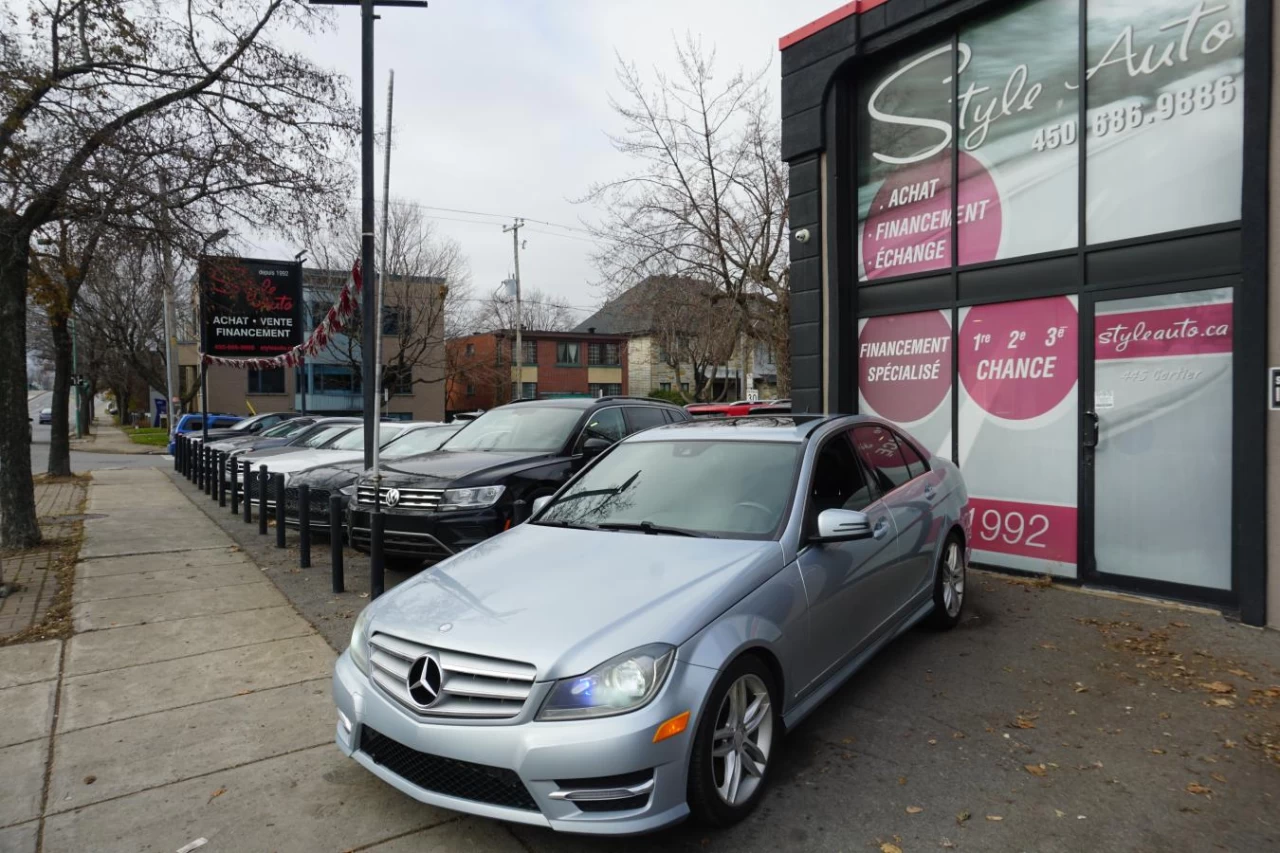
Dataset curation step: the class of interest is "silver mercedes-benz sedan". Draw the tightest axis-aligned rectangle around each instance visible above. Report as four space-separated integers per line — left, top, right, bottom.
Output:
333 414 971 834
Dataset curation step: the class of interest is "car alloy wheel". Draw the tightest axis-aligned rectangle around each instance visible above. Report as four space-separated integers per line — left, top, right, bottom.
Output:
942 539 964 617
711 673 774 807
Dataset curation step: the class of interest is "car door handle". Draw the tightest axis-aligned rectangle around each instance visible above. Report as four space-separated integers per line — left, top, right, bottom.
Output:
923 484 937 500
872 519 890 540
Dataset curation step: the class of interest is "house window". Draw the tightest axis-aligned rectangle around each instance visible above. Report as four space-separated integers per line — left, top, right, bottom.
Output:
179 365 199 398
659 382 671 392
680 382 690 393
588 342 620 365
386 365 413 396
511 382 537 400
511 339 538 365
556 342 581 365
465 383 476 396
588 383 622 398
382 306 409 336
247 367 286 394
464 343 475 358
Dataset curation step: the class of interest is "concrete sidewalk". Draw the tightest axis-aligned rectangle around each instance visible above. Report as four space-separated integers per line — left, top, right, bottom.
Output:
0 468 518 853
68 413 157 456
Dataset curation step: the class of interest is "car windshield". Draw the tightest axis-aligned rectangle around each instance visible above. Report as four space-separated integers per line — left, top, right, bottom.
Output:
225 416 257 432
261 419 305 438
441 406 582 453
383 426 456 458
298 425 352 448
328 424 404 451
536 440 801 539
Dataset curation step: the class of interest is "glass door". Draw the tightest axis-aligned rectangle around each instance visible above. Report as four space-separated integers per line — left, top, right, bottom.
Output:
1084 285 1234 593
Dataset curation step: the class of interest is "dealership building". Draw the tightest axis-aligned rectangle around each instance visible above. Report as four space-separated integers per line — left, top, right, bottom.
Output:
779 0 1278 627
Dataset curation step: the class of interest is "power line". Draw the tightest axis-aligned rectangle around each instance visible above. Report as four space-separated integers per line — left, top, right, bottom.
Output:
348 197 595 235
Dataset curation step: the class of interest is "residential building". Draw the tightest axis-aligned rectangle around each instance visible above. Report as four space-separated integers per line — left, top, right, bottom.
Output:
573 276 778 401
177 267 445 421
446 329 629 414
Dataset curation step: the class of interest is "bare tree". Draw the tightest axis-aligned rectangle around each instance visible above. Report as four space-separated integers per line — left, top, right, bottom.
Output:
579 36 791 398
0 0 357 546
476 287 578 334
303 201 472 395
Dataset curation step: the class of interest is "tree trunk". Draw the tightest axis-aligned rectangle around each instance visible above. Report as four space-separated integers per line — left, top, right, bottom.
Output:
48 317 73 477
0 220 42 549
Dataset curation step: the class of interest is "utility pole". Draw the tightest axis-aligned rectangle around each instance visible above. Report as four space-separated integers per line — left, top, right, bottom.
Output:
159 173 178 436
372 69 394 489
308 0 427 470
503 219 524 399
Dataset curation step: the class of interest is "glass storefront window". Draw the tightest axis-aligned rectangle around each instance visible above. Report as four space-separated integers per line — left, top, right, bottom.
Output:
958 296 1080 577
857 310 953 455
1084 0 1245 243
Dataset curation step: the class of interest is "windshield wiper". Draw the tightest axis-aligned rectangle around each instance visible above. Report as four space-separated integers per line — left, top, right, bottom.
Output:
539 471 640 508
531 519 601 531
595 521 715 538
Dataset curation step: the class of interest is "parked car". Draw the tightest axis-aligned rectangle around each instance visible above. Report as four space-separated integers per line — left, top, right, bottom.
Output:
166 412 243 454
282 423 462 532
187 411 302 445
333 414 970 833
238 422 415 508
347 396 691 566
37 408 52 425
206 416 323 455
685 399 791 418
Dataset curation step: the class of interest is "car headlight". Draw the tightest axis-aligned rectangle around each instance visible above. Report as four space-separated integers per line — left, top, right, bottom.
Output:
537 644 674 720
338 484 357 497
348 605 373 674
440 485 505 510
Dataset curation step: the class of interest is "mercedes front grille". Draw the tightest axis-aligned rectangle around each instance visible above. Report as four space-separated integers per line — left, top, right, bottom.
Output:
368 632 536 720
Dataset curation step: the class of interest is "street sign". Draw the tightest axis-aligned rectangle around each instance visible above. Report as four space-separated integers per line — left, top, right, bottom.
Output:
199 256 303 358
1271 367 1280 411
746 389 760 403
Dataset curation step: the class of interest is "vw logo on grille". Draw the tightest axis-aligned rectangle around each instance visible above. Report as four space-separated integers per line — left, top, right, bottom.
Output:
384 488 401 508
407 654 443 707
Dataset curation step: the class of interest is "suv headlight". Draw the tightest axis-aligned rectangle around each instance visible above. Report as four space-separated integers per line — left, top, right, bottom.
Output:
338 484 357 497
348 605 373 674
440 485 505 510
537 644 674 720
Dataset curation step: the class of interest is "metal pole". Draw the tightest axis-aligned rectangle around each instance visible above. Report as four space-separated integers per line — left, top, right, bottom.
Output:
200 360 209 443
70 316 82 439
370 511 384 600
503 219 524 399
258 465 269 535
230 458 240 515
298 484 312 568
360 0 377 471
330 494 345 593
243 460 253 524
218 453 227 507
274 474 287 548
299 358 308 415
195 443 204 490
372 69 394 494
159 173 178 443
206 447 215 497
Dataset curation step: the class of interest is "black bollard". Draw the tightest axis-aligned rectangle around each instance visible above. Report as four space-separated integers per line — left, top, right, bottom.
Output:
298 485 312 569
370 511 385 600
329 494 345 593
230 459 240 515
274 474 286 548
173 434 181 472
183 436 191 480
243 460 253 524
193 441 202 488
218 453 227 508
258 466 269 536
207 447 217 499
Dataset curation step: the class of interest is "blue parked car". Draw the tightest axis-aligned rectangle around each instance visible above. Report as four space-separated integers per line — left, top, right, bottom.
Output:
167 413 243 455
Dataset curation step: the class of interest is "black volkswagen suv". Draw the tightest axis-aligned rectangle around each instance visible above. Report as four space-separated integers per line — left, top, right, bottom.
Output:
348 396 690 566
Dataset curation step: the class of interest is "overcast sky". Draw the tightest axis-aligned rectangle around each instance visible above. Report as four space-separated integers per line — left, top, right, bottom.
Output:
263 0 839 323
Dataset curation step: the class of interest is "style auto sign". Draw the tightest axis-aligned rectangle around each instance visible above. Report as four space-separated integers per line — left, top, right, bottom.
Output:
200 256 303 357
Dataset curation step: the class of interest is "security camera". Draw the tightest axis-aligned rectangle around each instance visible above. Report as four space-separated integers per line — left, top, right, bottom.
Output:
793 228 811 244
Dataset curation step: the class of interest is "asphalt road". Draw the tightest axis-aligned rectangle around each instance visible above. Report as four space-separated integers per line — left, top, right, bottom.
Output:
26 390 167 473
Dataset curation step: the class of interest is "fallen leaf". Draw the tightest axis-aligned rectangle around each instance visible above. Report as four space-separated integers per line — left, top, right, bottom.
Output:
956 810 971 824
1170 621 1189 628
1209 697 1235 708
841 736 855 744
952 731 966 739
1024 763 1048 777
928 738 938 745
940 839 957 849
83 775 96 785
1074 683 1090 693
1012 716 1037 729
234 689 254 696
207 786 227 804
358 592 369 598
880 844 902 853
986 815 1004 822
1185 782 1212 796
1150 748 1166 755
1039 642 1058 650
1200 681 1235 694
1223 739 1237 749
1227 668 1252 678
1054 809 1066 818
906 806 924 814
898 776 908 786
1210 773 1227 784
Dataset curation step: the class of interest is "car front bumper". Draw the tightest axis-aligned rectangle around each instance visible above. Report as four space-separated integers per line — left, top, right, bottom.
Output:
347 506 503 562
332 649 716 834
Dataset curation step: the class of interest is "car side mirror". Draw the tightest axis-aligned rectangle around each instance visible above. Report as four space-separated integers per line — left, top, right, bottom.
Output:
531 495 553 516
811 509 872 543
581 436 611 458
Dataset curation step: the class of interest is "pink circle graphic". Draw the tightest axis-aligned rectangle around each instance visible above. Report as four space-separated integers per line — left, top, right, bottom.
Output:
862 151 1002 280
959 297 1078 421
859 311 952 423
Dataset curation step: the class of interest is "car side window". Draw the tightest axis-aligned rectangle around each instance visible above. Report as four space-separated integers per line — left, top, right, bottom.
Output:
853 425 913 495
575 407 626 451
810 433 875 519
186 418 203 432
624 406 667 433
895 432 929 479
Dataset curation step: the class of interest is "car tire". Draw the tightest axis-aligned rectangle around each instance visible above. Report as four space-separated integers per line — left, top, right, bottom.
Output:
686 654 780 828
385 556 422 573
926 531 966 630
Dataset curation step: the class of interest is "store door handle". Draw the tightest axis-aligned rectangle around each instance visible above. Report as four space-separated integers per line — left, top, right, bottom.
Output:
872 519 890 540
1083 411 1099 449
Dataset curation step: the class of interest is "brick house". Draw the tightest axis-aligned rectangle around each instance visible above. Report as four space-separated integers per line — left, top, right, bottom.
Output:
447 329 629 414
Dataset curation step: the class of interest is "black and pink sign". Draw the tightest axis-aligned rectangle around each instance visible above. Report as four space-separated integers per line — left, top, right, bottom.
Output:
1095 302 1232 360
959 297 1078 420
858 312 952 422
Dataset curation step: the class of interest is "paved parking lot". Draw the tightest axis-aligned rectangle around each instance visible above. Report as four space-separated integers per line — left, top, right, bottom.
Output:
2 468 1276 852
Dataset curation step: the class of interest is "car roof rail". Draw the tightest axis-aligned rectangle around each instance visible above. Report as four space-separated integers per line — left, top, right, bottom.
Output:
595 395 680 405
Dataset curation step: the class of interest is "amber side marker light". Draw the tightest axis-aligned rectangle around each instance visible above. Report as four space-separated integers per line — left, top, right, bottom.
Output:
653 710 691 743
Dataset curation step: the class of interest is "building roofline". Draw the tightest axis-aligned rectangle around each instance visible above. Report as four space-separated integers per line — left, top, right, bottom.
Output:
778 0 891 50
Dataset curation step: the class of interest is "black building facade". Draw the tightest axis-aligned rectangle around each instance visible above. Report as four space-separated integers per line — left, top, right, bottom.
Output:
780 0 1272 624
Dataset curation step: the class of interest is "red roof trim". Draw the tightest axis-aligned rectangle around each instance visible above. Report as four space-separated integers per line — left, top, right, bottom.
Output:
778 0 893 51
